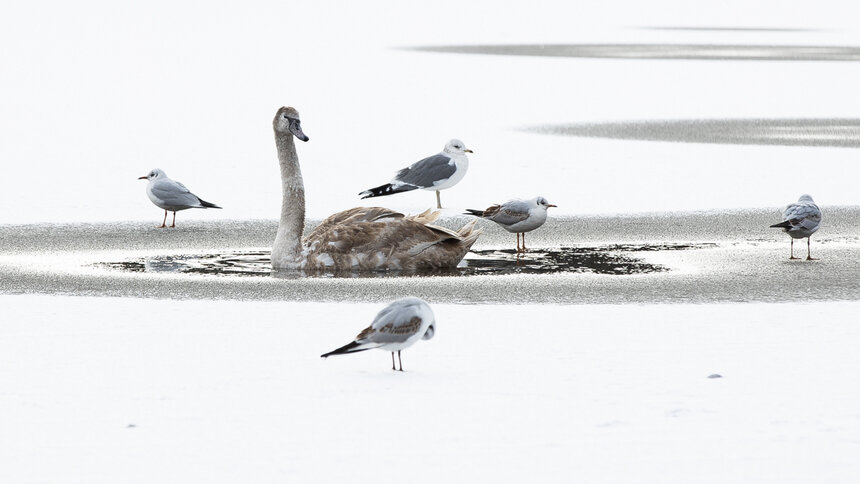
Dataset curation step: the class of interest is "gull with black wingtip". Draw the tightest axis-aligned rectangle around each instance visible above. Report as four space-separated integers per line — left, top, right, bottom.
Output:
770 194 821 260
465 196 557 253
321 297 436 371
359 139 473 209
138 169 221 228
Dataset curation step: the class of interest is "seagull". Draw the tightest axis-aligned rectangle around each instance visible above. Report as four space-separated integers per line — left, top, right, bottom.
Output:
465 196 556 253
138 168 221 228
320 297 436 371
769 194 821 260
359 139 473 209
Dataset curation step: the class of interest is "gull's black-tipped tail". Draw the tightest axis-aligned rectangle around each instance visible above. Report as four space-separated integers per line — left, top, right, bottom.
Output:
321 341 373 358
463 209 485 217
770 220 791 229
198 198 222 209
359 183 417 199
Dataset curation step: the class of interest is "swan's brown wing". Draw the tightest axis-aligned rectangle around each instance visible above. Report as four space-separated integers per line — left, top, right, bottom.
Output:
305 207 403 244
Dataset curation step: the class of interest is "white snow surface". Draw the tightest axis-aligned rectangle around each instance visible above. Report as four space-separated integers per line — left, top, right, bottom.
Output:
3 1 860 223
2 295 859 483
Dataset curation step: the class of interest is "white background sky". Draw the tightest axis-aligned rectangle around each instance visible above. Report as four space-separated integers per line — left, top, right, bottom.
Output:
2 1 860 224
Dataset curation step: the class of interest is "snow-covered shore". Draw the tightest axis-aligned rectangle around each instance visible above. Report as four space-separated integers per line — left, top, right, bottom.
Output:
2 295 858 483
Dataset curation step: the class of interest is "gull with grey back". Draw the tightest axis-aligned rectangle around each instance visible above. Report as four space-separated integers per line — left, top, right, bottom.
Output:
359 139 473 209
320 297 436 371
138 168 221 228
465 196 556 252
769 194 822 260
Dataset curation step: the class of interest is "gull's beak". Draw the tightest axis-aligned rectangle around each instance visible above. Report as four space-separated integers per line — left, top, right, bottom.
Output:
465 149 474 153
548 204 558 208
138 176 148 180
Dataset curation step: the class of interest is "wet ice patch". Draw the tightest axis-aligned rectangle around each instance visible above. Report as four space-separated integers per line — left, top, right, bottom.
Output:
97 243 714 278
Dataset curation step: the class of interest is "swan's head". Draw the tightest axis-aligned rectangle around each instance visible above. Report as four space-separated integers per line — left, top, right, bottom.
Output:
138 168 166 181
444 139 473 155
535 196 557 209
274 106 309 142
799 194 815 203
422 320 436 341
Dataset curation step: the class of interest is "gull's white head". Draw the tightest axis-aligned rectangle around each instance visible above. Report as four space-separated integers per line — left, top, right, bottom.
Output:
534 196 557 209
138 168 166 181
444 139 473 155
273 106 309 142
798 194 815 203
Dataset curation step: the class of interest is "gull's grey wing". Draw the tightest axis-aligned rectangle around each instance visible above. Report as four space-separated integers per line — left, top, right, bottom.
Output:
784 203 822 229
355 300 425 345
485 200 531 226
150 179 201 207
393 153 456 188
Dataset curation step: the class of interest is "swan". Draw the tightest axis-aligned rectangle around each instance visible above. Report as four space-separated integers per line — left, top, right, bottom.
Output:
270 106 481 271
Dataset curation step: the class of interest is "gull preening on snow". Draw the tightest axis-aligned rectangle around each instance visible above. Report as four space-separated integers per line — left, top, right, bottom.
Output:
271 107 480 271
769 194 821 260
138 168 221 228
465 196 556 252
359 139 473 209
321 297 436 371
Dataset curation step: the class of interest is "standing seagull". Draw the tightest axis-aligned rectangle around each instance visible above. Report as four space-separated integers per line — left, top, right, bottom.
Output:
769 194 821 260
321 297 436 372
138 168 221 228
359 139 473 209
465 196 557 253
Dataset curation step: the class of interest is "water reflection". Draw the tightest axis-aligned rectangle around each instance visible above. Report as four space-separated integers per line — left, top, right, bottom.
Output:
99 243 715 278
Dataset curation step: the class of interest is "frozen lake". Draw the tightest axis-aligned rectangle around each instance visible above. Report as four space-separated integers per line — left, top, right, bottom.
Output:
2 208 858 304
3 1 860 482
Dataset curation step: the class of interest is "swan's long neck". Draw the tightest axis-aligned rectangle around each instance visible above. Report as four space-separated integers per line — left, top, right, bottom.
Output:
272 131 306 269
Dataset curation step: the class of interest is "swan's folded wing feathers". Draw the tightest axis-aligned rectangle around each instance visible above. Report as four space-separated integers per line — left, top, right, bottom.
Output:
307 207 404 242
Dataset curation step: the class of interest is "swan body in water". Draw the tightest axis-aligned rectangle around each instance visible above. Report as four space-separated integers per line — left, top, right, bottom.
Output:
270 106 481 271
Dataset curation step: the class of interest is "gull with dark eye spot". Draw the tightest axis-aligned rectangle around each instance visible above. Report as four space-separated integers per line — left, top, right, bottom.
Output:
465 196 557 253
137 169 221 228
321 297 436 371
359 139 473 209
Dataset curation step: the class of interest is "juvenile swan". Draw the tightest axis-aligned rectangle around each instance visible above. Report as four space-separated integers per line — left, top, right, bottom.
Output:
271 107 480 271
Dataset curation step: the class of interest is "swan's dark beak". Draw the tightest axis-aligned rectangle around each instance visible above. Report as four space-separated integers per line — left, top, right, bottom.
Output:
137 176 148 180
465 149 474 153
289 118 309 142
548 204 557 208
